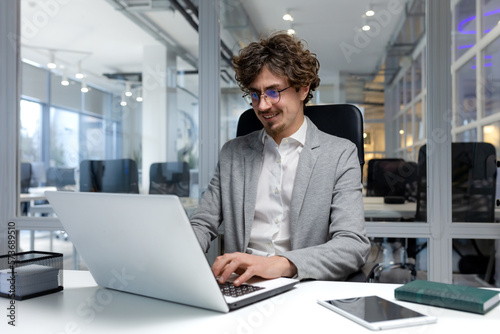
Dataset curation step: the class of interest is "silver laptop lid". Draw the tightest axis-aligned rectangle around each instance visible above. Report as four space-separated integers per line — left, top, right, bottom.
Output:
45 191 229 312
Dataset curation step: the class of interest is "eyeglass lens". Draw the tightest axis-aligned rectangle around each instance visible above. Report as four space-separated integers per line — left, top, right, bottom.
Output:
250 89 281 104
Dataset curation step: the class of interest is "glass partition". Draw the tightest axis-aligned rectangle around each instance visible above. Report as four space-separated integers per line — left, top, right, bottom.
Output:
369 238 428 283
18 0 201 268
454 0 476 61
452 238 498 287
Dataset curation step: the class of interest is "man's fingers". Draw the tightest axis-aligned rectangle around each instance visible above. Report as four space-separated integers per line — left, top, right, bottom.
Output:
233 269 254 286
212 253 245 283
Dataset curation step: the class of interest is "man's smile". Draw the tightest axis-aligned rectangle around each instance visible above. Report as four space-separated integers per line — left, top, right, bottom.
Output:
261 112 279 120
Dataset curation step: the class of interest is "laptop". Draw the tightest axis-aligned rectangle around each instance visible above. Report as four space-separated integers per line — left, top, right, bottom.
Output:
45 191 298 313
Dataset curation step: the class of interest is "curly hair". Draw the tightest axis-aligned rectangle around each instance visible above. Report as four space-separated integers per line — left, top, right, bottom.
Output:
233 32 320 105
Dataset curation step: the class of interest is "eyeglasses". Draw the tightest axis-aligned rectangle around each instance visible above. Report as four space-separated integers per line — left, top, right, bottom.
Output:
242 86 291 105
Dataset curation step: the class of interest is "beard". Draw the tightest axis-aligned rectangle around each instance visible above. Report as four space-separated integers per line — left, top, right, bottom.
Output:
263 120 285 139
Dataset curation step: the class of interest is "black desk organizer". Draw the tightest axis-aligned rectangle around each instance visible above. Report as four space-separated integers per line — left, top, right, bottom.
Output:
0 251 63 300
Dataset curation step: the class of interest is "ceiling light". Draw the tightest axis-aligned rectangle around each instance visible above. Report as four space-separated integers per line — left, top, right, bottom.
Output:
125 82 132 97
120 92 127 107
362 24 371 31
283 13 293 21
75 61 84 79
81 77 88 93
47 52 57 69
287 28 296 35
61 68 69 86
366 3 375 17
135 88 143 102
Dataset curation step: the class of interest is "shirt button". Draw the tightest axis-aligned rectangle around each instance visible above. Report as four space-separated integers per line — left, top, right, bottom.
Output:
274 188 279 194
276 158 281 163
275 219 279 225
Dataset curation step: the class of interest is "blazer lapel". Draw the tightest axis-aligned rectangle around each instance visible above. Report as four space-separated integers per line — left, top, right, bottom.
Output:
242 131 264 249
290 118 321 234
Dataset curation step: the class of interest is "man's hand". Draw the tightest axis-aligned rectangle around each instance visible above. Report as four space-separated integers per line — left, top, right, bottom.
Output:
212 252 297 286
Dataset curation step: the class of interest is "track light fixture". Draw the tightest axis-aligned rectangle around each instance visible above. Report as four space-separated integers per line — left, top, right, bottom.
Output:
61 67 69 86
136 87 143 102
81 77 88 93
47 52 57 69
125 82 132 97
75 61 84 79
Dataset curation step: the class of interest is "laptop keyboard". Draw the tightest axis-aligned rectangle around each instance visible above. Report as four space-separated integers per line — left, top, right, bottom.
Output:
218 282 265 297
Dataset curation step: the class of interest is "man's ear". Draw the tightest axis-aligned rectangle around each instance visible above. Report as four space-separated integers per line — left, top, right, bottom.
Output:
299 84 310 101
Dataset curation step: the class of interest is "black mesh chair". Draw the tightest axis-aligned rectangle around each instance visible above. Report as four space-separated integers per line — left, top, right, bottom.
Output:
236 104 365 171
79 159 139 194
237 104 378 282
366 158 406 197
20 162 32 194
149 162 190 197
46 167 76 191
415 142 497 222
413 142 497 283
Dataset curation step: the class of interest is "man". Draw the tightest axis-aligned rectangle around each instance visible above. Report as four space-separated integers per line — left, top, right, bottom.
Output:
190 32 370 286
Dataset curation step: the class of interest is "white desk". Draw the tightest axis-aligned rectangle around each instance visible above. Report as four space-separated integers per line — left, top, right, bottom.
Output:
19 187 58 203
363 197 417 220
363 197 500 221
1 270 499 333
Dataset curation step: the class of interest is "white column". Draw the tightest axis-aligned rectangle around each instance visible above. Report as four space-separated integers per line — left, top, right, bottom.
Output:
426 0 452 283
166 49 178 162
199 0 220 264
142 45 168 192
199 0 220 195
0 0 20 254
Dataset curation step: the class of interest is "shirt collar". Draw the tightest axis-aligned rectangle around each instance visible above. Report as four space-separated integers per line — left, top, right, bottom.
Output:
261 117 308 146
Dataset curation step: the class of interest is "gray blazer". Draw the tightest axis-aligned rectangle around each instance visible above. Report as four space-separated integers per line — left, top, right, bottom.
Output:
190 117 370 281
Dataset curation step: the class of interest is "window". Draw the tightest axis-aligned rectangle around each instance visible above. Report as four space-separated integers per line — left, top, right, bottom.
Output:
20 100 43 164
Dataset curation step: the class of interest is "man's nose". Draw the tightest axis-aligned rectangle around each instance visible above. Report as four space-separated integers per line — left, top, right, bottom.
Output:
257 95 272 110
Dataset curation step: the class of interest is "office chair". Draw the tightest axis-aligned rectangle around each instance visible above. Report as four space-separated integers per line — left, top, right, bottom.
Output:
149 162 190 197
20 162 32 216
79 159 139 194
415 142 497 222
236 104 365 170
413 142 497 283
237 104 377 282
46 167 76 191
20 162 32 194
345 261 382 283
366 158 406 197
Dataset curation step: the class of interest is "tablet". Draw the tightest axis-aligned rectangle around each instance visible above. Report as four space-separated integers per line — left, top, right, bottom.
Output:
317 295 437 331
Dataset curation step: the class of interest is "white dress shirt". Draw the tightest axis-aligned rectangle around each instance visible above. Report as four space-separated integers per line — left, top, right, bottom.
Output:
247 120 307 256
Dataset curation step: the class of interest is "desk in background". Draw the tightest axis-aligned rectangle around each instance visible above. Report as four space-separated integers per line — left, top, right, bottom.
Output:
363 197 416 221
1 270 498 334
363 196 500 222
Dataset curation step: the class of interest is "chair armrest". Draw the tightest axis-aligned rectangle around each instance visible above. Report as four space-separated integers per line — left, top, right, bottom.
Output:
345 262 381 282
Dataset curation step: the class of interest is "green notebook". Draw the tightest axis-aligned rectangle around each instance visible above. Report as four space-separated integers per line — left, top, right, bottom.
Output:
394 280 500 314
